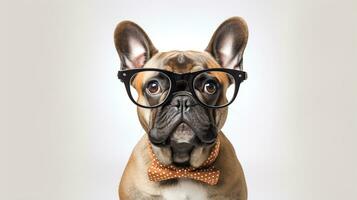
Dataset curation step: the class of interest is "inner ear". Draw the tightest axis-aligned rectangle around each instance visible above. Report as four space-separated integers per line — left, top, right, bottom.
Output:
205 17 249 70
114 21 158 69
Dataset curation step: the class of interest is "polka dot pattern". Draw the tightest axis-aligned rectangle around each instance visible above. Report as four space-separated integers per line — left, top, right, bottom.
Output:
147 139 221 186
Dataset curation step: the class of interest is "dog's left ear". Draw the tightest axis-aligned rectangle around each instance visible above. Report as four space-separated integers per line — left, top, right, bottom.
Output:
114 21 158 70
206 17 248 70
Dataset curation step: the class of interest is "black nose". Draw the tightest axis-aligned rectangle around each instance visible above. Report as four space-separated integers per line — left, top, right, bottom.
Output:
170 92 197 112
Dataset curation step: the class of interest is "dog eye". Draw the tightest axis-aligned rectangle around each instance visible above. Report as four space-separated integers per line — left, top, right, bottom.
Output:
203 80 218 95
146 80 162 95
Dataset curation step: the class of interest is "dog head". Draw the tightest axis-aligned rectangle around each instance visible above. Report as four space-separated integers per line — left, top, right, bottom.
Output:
114 17 248 168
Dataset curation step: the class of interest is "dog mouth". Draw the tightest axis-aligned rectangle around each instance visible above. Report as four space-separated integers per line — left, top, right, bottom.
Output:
149 118 217 146
149 121 218 167
148 97 218 166
170 123 196 165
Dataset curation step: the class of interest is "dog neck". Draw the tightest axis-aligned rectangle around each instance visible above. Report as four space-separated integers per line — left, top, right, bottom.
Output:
147 139 221 185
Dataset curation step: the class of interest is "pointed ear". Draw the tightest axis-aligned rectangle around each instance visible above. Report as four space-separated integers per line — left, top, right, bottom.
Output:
205 17 248 70
114 21 158 70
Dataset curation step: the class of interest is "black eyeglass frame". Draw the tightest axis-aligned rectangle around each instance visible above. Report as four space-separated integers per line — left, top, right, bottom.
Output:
117 68 247 109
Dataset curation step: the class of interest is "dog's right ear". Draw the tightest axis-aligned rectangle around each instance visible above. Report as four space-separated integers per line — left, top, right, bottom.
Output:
114 21 158 70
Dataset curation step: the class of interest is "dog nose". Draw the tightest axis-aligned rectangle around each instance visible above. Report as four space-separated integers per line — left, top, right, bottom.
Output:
170 93 196 112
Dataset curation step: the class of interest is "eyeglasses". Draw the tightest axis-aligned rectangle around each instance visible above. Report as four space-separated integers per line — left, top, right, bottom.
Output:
117 68 247 109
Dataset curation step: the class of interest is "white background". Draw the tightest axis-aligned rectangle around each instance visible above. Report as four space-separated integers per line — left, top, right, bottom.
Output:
1 0 357 199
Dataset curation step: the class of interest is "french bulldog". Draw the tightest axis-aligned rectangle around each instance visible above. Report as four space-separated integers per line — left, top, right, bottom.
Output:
114 17 249 200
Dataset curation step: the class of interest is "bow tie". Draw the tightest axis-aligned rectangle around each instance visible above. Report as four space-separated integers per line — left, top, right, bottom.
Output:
147 139 221 185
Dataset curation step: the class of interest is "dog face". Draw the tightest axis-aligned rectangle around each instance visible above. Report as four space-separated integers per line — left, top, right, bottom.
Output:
114 17 248 167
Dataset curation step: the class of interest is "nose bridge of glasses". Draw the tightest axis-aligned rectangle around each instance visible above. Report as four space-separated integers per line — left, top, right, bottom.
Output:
172 73 191 92
174 80 189 92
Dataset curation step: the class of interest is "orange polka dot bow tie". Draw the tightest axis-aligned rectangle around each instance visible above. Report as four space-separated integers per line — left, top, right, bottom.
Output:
147 139 221 185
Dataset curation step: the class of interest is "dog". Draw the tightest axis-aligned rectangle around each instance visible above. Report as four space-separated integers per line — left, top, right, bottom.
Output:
114 17 248 200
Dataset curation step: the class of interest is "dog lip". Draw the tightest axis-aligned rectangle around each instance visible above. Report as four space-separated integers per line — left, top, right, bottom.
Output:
175 122 193 134
170 141 194 153
149 111 218 146
170 122 196 141
148 128 170 146
148 118 183 146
